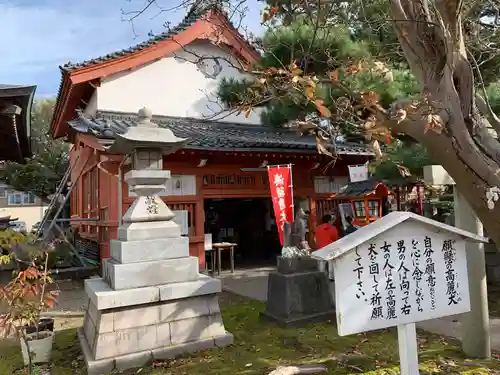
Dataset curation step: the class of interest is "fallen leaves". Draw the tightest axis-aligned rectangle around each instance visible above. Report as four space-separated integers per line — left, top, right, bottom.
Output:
424 113 444 134
360 91 380 106
314 99 332 118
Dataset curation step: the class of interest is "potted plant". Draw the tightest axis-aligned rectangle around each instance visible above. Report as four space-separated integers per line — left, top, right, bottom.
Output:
0 231 58 375
1 231 57 335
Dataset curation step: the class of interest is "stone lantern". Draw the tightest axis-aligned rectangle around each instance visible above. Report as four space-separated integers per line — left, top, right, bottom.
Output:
108 107 188 240
79 108 233 375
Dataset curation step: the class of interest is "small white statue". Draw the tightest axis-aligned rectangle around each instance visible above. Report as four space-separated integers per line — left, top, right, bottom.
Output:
281 245 310 258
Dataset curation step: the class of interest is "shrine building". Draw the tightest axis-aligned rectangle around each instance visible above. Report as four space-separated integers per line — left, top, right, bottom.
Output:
49 1 373 269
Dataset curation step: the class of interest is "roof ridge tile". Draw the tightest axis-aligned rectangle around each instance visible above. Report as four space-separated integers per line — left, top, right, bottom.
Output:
60 1 240 72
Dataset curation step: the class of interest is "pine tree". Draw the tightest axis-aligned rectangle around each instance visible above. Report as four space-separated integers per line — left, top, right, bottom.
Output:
217 0 500 249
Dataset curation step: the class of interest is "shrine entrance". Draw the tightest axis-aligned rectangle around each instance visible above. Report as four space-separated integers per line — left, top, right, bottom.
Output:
204 198 281 268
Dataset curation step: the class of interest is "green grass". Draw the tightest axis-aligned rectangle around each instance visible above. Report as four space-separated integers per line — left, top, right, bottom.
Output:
1 293 500 374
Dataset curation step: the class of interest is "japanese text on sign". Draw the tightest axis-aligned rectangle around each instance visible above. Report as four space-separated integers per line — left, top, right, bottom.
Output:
267 165 294 246
334 223 471 336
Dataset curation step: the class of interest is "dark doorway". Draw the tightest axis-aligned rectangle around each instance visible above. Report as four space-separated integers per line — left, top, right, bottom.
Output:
204 198 281 267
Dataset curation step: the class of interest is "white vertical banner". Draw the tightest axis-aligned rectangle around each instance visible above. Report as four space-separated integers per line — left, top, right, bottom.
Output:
348 164 369 183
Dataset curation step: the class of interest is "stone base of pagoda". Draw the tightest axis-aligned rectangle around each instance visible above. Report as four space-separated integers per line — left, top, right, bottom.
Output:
79 277 233 375
78 208 233 375
78 329 233 375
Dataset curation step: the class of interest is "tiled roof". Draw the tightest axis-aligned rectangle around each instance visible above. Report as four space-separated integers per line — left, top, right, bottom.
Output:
60 0 251 71
336 179 387 198
0 84 36 161
0 84 25 89
68 111 374 155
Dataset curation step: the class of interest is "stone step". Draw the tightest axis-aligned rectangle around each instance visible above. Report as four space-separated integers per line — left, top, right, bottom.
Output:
82 293 228 361
84 293 223 339
110 237 189 263
84 275 222 310
104 256 199 290
117 220 181 241
78 327 233 375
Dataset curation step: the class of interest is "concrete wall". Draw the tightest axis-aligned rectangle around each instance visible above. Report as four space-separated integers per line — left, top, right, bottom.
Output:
89 40 262 125
0 185 47 231
0 205 47 231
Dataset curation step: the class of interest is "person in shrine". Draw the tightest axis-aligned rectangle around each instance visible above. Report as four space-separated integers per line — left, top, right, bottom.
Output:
314 214 339 250
343 216 358 236
205 206 220 242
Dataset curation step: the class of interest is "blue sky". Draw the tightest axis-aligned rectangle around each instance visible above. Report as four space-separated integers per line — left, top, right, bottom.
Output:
0 0 263 97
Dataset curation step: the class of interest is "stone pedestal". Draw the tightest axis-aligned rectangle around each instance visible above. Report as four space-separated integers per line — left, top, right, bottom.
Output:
260 256 335 327
79 177 232 374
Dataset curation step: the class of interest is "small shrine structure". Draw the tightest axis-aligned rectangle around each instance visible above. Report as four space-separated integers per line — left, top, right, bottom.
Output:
79 108 232 374
334 179 394 226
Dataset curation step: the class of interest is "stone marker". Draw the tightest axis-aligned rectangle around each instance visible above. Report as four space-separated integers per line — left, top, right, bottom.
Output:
261 256 336 327
78 108 233 375
261 222 335 327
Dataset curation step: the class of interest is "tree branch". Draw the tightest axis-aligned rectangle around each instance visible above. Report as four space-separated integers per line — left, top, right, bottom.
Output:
476 93 500 134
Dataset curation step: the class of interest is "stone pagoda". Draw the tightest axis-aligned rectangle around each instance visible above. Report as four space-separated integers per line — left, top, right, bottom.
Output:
78 108 233 375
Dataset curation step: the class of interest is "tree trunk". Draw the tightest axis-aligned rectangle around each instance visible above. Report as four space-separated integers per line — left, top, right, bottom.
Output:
397 116 500 246
387 0 500 247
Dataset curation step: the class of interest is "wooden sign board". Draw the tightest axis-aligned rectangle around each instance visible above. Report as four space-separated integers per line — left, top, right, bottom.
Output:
312 212 488 375
334 220 470 336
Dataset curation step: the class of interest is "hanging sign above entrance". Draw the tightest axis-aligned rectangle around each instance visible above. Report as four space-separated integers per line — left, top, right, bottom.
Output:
348 164 369 183
267 164 294 246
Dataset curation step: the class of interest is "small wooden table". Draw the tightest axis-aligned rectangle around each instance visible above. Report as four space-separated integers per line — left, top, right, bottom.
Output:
211 242 236 275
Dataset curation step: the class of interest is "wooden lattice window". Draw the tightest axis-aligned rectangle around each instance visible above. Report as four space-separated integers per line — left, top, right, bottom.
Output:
353 201 366 217
368 200 380 218
316 199 339 223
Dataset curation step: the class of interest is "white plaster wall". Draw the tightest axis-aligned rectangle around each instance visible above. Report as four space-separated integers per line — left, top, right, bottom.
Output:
83 91 98 116
95 40 262 124
0 206 48 231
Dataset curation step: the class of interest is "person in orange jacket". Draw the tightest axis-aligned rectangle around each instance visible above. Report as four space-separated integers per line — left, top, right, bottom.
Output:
314 214 339 250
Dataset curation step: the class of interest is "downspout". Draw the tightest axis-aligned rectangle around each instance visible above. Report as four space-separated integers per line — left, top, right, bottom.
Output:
11 114 23 161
